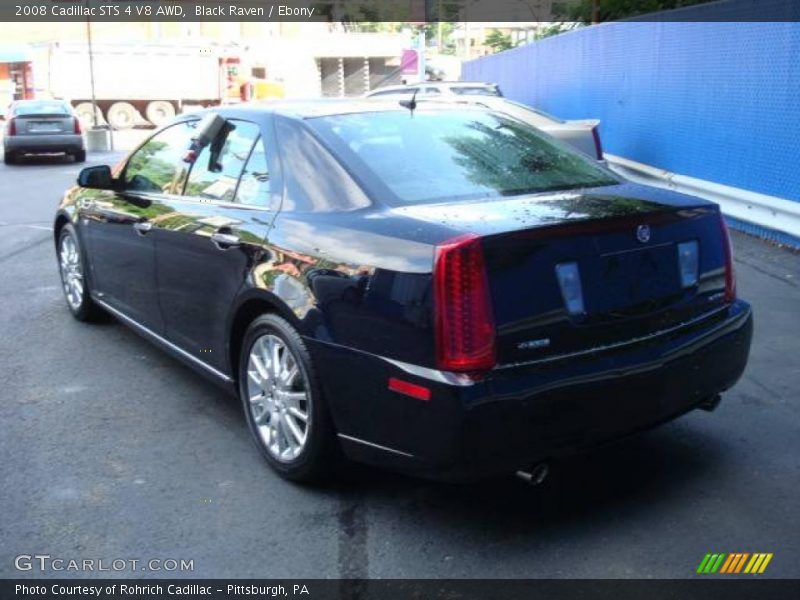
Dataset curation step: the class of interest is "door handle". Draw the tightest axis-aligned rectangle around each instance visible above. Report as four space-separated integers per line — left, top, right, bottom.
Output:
210 231 241 249
132 221 153 234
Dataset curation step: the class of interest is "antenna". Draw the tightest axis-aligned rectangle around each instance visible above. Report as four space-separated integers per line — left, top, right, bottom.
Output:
399 88 419 116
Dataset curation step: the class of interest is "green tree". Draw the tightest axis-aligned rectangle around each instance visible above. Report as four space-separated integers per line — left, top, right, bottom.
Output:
485 29 515 53
555 0 715 22
535 22 584 41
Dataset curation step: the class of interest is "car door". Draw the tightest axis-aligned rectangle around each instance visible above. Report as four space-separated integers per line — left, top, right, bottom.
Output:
151 116 277 373
82 120 195 332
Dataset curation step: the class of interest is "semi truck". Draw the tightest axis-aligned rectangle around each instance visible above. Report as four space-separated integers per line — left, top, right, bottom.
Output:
29 42 269 129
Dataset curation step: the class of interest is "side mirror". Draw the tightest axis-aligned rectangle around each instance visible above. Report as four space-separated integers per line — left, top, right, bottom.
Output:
77 165 115 190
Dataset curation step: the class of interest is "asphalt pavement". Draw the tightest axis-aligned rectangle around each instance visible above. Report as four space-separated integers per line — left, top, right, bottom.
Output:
0 142 798 579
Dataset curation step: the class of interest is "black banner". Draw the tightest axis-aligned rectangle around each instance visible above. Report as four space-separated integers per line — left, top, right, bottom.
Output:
2 579 800 600
1 0 800 23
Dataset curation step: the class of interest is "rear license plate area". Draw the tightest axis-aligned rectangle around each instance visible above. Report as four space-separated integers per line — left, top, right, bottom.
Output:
583 244 680 312
29 122 62 133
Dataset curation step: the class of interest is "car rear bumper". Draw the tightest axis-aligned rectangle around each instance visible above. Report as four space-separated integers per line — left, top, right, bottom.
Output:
4 134 84 154
310 300 753 481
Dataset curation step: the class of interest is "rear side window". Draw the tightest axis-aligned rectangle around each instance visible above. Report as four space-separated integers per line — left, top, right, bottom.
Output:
184 120 260 203
124 121 195 194
275 118 370 213
12 101 71 116
451 86 501 97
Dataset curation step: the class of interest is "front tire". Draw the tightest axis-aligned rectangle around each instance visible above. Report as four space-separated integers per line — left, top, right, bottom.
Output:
239 314 339 482
57 224 103 321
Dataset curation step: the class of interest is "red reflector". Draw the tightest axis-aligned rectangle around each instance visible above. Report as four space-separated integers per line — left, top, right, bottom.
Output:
719 214 736 303
434 233 496 372
388 377 431 402
73 117 82 134
7 118 16 136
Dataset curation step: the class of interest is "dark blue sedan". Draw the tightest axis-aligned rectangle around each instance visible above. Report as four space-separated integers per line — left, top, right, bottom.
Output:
53 100 752 483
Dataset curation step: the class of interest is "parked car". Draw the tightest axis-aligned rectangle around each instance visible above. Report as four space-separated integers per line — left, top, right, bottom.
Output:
54 101 752 483
422 96 605 160
365 81 503 99
3 99 86 164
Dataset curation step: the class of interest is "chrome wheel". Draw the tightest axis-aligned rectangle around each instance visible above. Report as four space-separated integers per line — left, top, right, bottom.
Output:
246 334 311 462
59 234 84 310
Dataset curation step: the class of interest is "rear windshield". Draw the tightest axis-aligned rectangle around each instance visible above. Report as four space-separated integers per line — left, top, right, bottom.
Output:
451 85 502 97
13 101 71 117
309 109 617 205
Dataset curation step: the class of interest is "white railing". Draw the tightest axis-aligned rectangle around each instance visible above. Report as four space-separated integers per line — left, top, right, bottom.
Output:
606 154 800 241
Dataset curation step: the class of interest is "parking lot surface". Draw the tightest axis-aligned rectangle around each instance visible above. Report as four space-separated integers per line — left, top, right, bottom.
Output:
1 146 798 578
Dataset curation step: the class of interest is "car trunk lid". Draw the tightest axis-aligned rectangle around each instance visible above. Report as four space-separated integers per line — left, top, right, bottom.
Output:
397 183 730 368
483 204 727 365
14 114 75 135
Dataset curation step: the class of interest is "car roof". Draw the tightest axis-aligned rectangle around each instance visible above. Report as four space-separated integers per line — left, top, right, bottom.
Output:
10 99 70 106
205 98 493 120
367 81 497 93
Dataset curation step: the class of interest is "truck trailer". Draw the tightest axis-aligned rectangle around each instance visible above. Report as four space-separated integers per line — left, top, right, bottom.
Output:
30 42 246 129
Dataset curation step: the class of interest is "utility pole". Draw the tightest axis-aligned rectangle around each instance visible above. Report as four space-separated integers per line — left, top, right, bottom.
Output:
437 0 443 51
85 0 98 128
592 0 601 24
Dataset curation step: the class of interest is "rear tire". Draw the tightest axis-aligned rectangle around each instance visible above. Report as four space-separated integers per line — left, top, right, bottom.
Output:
74 102 104 128
106 102 138 130
57 224 104 322
4 151 15 165
145 101 176 127
74 150 86 163
239 314 340 483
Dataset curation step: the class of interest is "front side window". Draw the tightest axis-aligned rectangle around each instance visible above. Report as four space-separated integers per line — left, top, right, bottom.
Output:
184 120 260 203
309 109 617 205
124 121 196 194
235 137 271 206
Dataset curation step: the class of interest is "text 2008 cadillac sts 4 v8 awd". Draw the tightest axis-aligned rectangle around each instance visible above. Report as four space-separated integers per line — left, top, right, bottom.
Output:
54 101 752 483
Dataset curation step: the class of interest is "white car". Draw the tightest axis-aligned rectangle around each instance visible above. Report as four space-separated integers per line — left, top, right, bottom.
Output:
420 96 605 161
365 81 503 99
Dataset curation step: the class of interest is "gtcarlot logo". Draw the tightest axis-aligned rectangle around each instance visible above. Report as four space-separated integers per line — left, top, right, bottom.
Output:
696 552 773 574
14 554 194 573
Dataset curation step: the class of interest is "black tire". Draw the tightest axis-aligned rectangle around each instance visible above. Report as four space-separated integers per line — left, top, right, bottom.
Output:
239 313 341 483
57 223 104 322
3 152 15 165
74 149 87 163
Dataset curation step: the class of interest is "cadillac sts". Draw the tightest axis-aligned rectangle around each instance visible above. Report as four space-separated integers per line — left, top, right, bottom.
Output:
53 101 753 482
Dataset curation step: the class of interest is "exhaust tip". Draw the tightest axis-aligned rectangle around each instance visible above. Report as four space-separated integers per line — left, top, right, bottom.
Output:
516 462 549 486
699 394 722 412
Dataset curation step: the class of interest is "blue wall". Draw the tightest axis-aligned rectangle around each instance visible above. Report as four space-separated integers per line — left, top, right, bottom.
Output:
463 16 800 204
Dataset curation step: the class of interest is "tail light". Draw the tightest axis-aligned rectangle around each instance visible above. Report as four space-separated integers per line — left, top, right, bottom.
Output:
6 118 16 136
719 214 736 303
434 233 495 372
592 125 604 160
73 117 82 134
